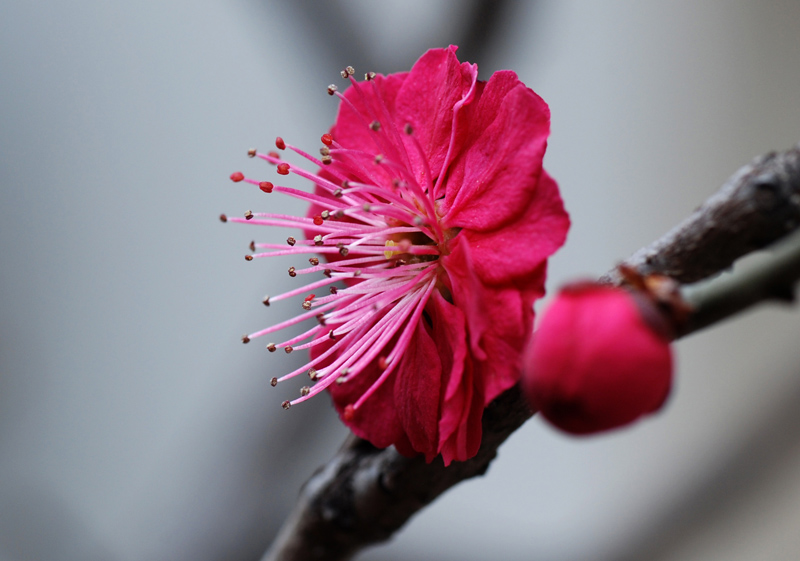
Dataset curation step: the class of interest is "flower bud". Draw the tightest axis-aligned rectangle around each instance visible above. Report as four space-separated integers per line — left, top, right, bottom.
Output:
523 282 673 435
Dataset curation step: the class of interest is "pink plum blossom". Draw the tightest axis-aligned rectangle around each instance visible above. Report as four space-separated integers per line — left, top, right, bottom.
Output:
224 46 569 465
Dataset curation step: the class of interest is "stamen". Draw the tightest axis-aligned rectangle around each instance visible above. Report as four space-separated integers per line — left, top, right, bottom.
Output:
230 172 244 182
275 137 286 150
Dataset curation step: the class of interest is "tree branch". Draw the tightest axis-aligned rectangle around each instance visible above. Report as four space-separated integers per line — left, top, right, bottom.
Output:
262 143 800 561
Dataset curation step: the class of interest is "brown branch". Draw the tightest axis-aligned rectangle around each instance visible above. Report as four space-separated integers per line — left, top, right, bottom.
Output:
262 143 800 561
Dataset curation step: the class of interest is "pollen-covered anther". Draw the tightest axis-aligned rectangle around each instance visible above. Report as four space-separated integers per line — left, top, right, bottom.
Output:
262 295 270 306
230 171 245 182
314 235 324 246
323 269 332 278
244 210 254 220
270 377 278 387
284 346 293 354
241 335 250 344
277 163 290 175
364 71 376 81
281 400 291 410
302 301 312 310
329 286 338 295
321 133 333 146
247 148 257 157
287 237 296 246
336 377 347 385
328 330 336 340
334 210 345 219
267 343 277 352
374 154 384 164
320 210 330 220
333 188 343 198
275 137 286 150
308 368 318 380
219 214 228 223
327 84 338 95
362 203 371 212
308 257 319 266
300 386 310 397
321 155 332 165
384 240 397 259
245 255 253 261
259 181 274 193
369 121 381 131
319 146 330 156
339 246 349 257
340 66 355 79
288 267 297 277
404 123 413 135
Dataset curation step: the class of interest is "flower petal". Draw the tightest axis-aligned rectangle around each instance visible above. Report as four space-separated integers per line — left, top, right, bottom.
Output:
461 170 570 285
445 235 541 405
440 70 551 232
394 46 478 191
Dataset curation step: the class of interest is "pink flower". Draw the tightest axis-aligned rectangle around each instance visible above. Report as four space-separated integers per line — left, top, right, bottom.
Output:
522 283 673 435
224 46 569 465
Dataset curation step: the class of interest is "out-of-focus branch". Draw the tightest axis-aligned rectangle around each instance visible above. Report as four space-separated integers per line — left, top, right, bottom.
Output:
262 143 800 561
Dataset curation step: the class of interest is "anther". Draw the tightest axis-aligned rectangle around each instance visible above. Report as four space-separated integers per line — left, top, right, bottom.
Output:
304 294 315 302
308 368 318 380
219 214 228 222
259 181 273 193
316 313 326 325
244 210 254 220
333 188 343 198
281 400 291 410
320 210 330 220
369 121 381 131
288 267 296 277
262 295 270 306
314 235 324 246
300 386 310 397
313 215 323 225
321 133 333 146
374 154 384 164
343 404 355 420
230 171 244 182
378 356 388 370
323 269 332 278
308 257 319 266
365 71 376 81
329 286 338 295
319 146 330 156
285 346 293 354
363 203 371 212
247 148 257 157
302 301 311 310
245 255 253 261
341 180 350 188
328 330 336 340
241 335 250 344
275 137 286 150
404 123 413 135
321 155 332 165
268 151 280 160
267 343 276 352
287 237 296 246
339 246 349 257
327 84 338 95
334 210 345 219
336 377 346 385
249 241 256 252
277 163 290 175
270 377 278 387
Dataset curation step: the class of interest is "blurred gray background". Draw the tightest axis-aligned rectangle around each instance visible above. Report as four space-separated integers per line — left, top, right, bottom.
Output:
2 1 800 560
